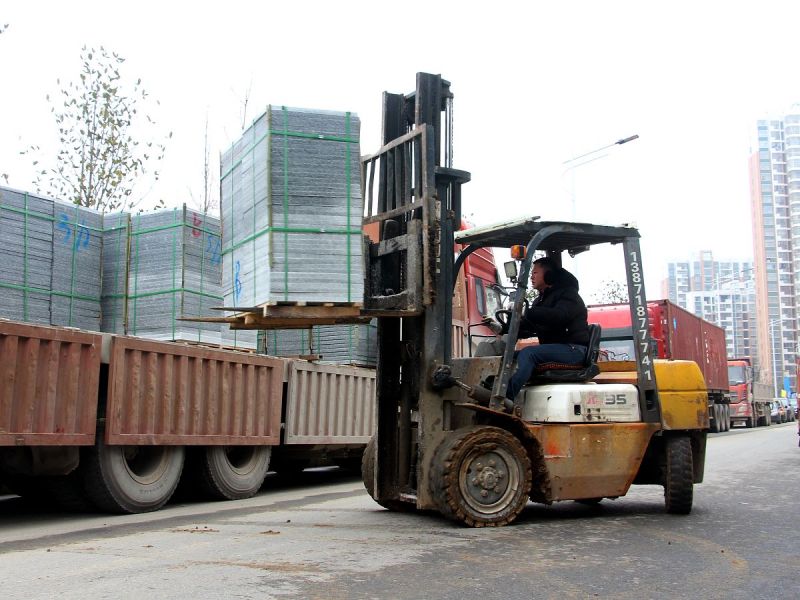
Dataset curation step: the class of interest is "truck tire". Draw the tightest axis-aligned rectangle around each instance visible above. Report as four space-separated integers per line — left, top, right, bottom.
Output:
710 405 720 433
361 435 414 512
195 446 271 501
746 416 754 428
723 405 731 431
664 436 693 515
430 426 531 527
81 437 184 514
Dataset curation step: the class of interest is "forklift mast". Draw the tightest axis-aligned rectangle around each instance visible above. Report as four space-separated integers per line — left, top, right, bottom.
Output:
361 73 468 509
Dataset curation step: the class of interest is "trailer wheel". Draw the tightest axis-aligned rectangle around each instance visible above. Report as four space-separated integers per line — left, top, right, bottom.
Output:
746 415 755 428
430 426 531 527
81 437 184 514
197 446 271 500
709 405 720 433
361 435 414 512
664 436 693 515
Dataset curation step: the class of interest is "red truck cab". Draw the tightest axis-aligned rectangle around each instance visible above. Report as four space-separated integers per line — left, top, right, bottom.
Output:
454 225 504 355
588 300 732 431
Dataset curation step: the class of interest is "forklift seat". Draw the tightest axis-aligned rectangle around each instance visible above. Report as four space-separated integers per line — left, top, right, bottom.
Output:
529 324 602 383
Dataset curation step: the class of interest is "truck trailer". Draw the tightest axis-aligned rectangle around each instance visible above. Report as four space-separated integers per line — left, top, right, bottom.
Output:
0 319 375 512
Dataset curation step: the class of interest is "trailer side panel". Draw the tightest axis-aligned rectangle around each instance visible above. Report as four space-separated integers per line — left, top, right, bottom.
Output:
0 320 100 445
106 336 285 445
284 362 376 444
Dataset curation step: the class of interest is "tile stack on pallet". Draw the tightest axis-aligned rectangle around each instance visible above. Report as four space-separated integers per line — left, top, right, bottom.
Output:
101 212 131 334
257 321 377 367
315 322 377 366
0 186 102 330
101 206 224 344
220 106 364 350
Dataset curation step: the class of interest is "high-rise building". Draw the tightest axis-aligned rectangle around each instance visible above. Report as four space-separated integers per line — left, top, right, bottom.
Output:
664 253 756 365
750 110 798 395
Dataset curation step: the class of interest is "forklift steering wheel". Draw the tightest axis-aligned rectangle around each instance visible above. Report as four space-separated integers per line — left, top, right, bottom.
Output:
495 310 512 332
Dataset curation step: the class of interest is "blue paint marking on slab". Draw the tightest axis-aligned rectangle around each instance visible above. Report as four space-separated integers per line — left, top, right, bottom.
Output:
206 235 222 266
234 260 242 304
57 213 90 251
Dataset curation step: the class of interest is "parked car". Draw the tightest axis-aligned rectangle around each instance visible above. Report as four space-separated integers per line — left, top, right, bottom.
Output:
771 400 786 424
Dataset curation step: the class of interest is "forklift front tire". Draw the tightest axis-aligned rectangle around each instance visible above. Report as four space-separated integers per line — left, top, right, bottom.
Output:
361 435 415 512
431 426 531 527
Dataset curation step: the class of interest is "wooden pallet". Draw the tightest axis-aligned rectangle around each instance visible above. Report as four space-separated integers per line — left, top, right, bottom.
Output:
183 301 370 330
171 339 258 354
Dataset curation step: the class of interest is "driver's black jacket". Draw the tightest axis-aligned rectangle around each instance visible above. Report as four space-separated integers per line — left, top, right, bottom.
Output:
517 267 590 345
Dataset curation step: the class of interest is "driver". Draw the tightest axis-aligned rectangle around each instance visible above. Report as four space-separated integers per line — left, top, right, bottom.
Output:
484 256 590 400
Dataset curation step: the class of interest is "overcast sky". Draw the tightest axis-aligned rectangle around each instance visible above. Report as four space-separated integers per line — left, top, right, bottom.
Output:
3 1 800 298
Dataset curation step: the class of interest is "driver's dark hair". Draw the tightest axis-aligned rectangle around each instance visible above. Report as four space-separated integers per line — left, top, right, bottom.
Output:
533 256 559 273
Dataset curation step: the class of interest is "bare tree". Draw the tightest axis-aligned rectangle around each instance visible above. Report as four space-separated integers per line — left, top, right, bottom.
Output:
189 111 218 215
239 81 252 131
591 279 628 304
24 46 171 212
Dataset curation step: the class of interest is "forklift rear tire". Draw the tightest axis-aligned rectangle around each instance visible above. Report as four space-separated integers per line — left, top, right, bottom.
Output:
664 436 693 515
430 426 531 527
361 435 415 512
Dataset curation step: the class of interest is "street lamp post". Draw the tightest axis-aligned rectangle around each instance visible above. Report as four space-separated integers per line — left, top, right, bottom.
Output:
562 134 640 220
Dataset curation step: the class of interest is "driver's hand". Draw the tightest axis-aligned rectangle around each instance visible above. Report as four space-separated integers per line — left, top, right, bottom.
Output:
481 316 503 335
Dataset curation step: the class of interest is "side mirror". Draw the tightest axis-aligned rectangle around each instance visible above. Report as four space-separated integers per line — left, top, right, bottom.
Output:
503 260 518 280
489 283 509 297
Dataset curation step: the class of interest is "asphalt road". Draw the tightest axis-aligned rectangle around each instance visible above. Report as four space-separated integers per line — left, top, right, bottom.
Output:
1 423 798 600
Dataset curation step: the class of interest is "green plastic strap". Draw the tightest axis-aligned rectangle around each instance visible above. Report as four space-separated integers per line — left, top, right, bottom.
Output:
345 112 352 301
221 226 360 256
219 128 359 182
171 208 178 340
0 281 100 302
23 193 29 320
227 138 238 347
0 203 104 232
129 221 218 237
126 287 222 301
197 209 205 342
132 213 141 334
109 213 128 333
66 204 79 326
282 106 290 300
252 116 258 307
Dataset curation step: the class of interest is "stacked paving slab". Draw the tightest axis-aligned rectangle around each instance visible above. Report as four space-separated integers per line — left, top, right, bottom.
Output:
102 206 224 344
0 186 102 330
220 106 364 350
257 322 376 366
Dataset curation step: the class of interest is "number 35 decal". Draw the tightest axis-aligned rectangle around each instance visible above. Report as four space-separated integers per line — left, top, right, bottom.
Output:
604 394 628 405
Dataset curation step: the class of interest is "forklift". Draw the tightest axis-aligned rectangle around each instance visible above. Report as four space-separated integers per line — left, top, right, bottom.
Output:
360 73 709 527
